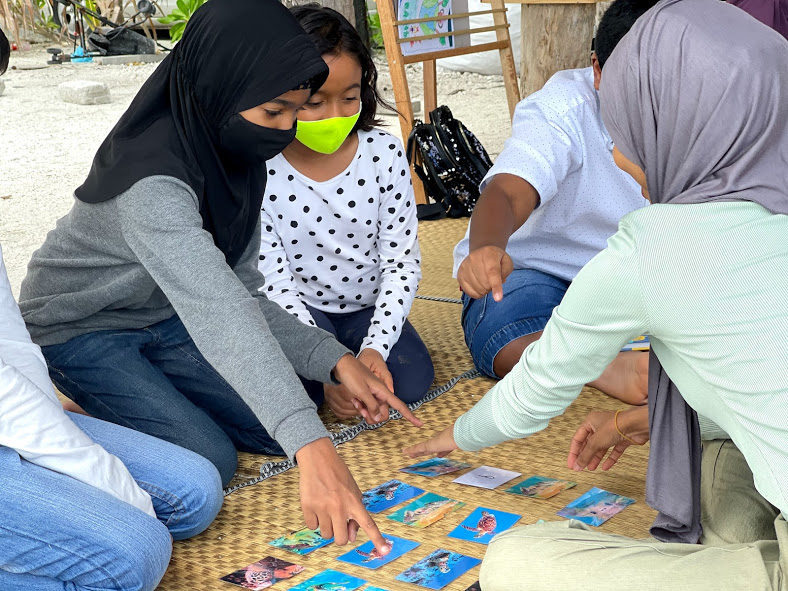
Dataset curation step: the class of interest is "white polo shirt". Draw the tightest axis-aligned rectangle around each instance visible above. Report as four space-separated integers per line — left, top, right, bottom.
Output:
453 67 649 282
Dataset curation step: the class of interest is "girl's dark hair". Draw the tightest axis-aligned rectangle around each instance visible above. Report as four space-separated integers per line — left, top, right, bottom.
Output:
0 27 10 75
290 4 394 132
595 0 659 68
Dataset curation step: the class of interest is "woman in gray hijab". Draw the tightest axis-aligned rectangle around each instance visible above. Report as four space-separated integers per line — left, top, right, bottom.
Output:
401 0 788 588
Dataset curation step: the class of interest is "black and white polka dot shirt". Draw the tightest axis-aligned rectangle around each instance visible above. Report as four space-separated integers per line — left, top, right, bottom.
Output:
259 128 422 360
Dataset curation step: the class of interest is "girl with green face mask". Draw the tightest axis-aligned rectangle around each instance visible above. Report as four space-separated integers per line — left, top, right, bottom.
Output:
260 4 435 419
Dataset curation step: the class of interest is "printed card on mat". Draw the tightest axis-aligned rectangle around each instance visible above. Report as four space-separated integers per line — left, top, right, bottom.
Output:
451 465 521 490
336 534 420 569
447 507 521 544
400 457 471 477
268 528 332 555
396 549 481 589
362 479 425 513
387 492 465 527
557 487 635 526
219 556 303 590
504 475 577 499
286 569 366 591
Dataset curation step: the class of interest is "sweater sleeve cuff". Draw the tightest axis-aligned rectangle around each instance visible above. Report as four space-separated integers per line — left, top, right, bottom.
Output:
306 337 351 384
273 408 333 461
453 389 512 452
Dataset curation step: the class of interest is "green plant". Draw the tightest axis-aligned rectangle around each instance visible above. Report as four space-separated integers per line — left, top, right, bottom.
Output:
367 9 382 48
158 0 204 41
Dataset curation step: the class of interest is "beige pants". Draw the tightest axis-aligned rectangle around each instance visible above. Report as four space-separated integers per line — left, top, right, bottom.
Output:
480 440 786 591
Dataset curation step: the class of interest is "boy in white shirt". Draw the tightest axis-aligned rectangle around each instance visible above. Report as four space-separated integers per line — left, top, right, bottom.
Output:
454 7 655 404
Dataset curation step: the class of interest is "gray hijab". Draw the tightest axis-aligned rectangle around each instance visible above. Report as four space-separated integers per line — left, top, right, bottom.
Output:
600 0 788 543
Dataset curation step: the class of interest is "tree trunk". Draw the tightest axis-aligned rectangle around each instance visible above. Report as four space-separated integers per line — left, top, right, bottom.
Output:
519 4 596 97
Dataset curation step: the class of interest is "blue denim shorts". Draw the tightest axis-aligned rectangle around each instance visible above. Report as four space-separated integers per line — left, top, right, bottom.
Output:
461 268 570 378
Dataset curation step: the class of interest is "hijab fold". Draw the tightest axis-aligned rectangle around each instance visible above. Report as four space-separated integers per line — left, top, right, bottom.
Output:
600 0 788 544
75 0 328 268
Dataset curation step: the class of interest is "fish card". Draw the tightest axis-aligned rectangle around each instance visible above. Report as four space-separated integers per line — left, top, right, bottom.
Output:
447 507 522 544
268 528 332 555
286 569 366 591
400 457 471 477
387 492 465 528
557 487 635 526
219 556 303 590
362 480 425 513
336 534 420 569
396 549 481 590
504 475 577 499
451 465 521 490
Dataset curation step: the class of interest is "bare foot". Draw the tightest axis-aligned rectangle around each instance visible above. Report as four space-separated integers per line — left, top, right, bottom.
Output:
588 351 649 405
61 399 91 416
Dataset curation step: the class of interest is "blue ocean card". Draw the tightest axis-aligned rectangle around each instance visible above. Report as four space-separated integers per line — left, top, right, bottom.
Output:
362 480 425 513
557 487 635 526
396 549 481 590
286 569 366 591
336 534 420 569
447 507 522 544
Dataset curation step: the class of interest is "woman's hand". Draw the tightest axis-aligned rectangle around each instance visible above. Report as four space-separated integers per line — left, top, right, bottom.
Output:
357 348 394 393
567 406 649 472
402 424 459 458
332 354 422 427
297 438 391 555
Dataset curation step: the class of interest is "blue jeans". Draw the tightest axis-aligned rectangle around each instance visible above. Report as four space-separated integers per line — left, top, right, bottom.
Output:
302 306 435 405
461 268 570 379
42 315 302 487
0 412 223 591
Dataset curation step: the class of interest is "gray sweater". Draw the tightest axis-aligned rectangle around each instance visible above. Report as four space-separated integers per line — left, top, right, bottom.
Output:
19 175 350 460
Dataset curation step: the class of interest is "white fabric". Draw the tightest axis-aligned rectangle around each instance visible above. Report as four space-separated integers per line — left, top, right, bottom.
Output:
260 129 421 360
0 244 155 517
453 67 648 282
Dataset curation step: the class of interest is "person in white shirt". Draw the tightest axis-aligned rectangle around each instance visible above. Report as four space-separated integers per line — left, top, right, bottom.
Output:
0 27 222 591
259 5 434 418
453 4 655 404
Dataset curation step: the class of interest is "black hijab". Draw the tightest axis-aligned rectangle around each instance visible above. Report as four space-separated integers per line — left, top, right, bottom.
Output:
75 0 328 267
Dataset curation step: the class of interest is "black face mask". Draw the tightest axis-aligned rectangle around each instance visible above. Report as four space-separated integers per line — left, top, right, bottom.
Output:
218 114 297 166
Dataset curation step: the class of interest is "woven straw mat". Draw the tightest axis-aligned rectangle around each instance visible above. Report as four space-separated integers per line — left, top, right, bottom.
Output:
158 217 656 591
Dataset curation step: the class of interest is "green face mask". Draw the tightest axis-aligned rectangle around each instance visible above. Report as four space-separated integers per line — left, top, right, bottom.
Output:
295 108 361 154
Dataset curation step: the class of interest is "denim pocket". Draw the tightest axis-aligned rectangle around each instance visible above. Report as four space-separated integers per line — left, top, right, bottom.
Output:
461 293 487 348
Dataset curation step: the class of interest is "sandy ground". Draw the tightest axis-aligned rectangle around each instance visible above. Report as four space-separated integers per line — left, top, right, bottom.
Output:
0 44 511 294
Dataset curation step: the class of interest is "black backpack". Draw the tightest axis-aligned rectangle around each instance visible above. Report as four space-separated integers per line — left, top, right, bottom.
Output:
406 105 494 220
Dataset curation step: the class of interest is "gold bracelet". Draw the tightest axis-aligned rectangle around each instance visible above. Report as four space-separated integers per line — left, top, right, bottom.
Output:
614 410 640 445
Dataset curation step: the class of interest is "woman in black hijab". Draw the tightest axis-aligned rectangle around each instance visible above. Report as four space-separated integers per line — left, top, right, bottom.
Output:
20 0 415 555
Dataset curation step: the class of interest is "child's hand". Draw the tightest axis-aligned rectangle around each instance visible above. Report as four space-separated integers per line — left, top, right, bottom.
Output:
402 424 459 458
324 383 360 420
333 354 422 427
357 348 394 393
457 245 513 302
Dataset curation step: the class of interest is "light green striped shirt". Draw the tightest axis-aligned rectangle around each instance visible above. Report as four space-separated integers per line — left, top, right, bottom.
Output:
455 202 788 515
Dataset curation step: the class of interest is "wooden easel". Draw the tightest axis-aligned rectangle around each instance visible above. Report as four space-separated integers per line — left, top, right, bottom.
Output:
375 0 521 204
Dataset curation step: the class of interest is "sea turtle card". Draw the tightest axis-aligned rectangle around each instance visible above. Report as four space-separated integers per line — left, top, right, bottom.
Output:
557 487 635 526
399 457 471 477
387 492 465 528
286 569 366 591
268 528 332 555
362 480 425 513
395 549 481 590
219 556 303 590
451 465 521 490
504 475 578 499
447 507 522 544
336 534 420 569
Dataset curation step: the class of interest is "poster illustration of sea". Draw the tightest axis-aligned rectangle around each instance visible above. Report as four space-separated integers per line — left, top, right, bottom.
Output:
398 0 453 56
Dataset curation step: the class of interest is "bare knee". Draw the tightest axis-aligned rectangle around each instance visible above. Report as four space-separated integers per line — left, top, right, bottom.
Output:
492 332 543 378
